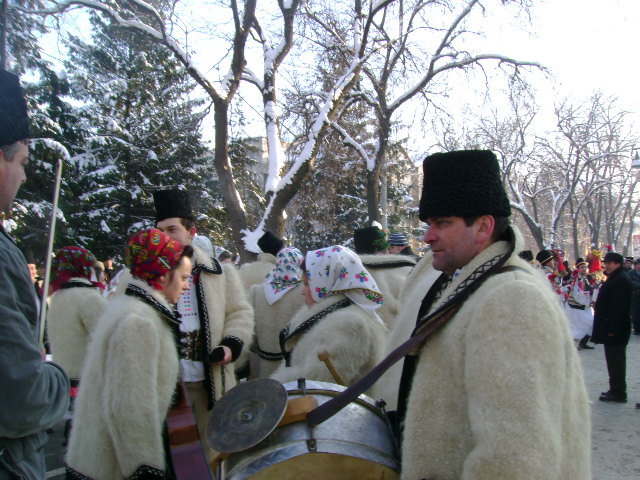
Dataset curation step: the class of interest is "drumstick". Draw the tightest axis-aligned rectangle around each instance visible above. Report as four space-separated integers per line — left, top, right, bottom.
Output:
317 350 346 386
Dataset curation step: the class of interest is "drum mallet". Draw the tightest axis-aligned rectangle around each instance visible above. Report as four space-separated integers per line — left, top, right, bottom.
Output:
317 350 346 386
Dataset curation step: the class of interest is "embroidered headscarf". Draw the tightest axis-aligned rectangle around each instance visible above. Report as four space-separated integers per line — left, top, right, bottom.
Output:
125 228 187 290
304 245 383 314
50 246 100 294
263 247 304 305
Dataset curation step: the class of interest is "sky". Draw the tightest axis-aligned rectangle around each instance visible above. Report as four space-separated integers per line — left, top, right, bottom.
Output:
37 0 640 149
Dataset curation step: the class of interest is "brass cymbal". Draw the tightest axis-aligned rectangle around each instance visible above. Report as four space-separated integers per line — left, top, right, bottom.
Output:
206 378 288 453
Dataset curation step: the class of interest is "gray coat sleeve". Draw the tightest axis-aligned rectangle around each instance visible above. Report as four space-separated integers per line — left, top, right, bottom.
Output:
0 237 69 438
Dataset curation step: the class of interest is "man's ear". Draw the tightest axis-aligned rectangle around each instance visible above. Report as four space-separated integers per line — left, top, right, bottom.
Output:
189 226 197 239
476 215 495 244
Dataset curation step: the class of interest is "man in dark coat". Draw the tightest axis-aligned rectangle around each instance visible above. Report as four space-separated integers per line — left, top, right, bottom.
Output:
592 251 632 402
0 70 69 478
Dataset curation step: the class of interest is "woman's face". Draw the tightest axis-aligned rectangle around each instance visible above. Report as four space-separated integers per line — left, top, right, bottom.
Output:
161 256 192 304
302 273 315 306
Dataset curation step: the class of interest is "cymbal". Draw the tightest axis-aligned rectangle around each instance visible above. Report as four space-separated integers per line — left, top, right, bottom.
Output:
206 378 288 453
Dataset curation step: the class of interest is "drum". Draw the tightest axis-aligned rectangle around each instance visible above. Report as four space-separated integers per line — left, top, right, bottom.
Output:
219 379 399 480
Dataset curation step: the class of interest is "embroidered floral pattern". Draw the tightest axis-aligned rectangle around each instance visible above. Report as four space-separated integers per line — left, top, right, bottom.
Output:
264 247 304 305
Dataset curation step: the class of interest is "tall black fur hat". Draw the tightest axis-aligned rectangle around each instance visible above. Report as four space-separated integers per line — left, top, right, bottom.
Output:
536 249 554 265
257 231 284 256
419 150 511 221
153 188 194 223
353 226 388 254
518 250 534 262
0 70 30 146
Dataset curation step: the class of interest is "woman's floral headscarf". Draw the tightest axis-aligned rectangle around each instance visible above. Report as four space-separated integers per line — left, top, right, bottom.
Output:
125 228 186 290
50 246 100 294
263 247 304 305
304 245 383 314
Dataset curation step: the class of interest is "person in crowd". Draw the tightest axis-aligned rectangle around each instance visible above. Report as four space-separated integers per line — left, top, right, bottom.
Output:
47 246 108 443
0 69 69 479
591 251 632 403
623 256 634 272
66 229 193 479
271 245 387 387
354 226 416 330
217 249 234 264
626 258 640 336
536 249 566 301
388 231 417 257
517 249 534 263
238 230 283 290
153 188 254 463
564 259 597 350
249 247 306 378
379 150 590 479
103 258 115 284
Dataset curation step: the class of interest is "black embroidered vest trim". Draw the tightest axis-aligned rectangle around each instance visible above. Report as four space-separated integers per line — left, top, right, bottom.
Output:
60 281 97 290
279 298 353 366
125 284 182 350
362 260 417 269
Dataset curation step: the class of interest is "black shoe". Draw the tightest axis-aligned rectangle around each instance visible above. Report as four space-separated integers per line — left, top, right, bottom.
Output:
599 392 627 403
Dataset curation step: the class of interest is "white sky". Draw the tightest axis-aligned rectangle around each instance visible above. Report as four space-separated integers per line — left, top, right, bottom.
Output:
37 0 640 146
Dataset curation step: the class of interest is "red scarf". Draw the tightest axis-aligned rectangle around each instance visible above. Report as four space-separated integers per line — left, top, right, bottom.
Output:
50 246 100 294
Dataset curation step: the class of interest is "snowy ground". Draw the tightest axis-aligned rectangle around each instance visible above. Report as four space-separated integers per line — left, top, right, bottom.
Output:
44 335 640 479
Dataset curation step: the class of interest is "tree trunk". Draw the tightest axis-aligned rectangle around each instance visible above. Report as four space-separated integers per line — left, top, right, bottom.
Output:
212 100 250 262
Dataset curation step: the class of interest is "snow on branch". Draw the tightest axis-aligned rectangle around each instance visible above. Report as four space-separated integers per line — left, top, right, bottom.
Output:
328 120 373 170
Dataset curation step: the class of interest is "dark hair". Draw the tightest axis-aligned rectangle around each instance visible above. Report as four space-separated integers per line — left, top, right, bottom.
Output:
218 250 232 262
178 245 194 264
463 215 510 242
179 218 195 230
0 139 28 161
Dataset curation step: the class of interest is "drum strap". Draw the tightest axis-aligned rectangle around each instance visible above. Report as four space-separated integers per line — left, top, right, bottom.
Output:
307 264 527 428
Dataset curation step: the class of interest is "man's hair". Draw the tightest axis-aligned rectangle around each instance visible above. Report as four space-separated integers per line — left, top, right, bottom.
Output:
463 215 510 242
179 218 195 230
0 139 28 161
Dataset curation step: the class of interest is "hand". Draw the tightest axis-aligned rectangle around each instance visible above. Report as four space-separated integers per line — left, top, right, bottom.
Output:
211 346 232 366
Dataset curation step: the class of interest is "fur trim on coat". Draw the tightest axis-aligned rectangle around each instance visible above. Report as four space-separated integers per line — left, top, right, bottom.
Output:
249 282 305 378
66 278 180 480
358 254 416 330
386 229 591 480
270 294 387 388
47 277 107 378
238 253 276 291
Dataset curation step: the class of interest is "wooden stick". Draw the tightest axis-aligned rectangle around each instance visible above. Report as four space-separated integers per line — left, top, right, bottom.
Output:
317 350 346 386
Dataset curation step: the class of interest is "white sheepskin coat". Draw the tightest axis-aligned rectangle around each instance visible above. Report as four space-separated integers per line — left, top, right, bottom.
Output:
358 254 416 330
66 278 180 479
377 231 591 480
249 282 305 378
112 247 254 400
270 294 387 388
192 246 254 399
47 277 107 379
238 253 276 291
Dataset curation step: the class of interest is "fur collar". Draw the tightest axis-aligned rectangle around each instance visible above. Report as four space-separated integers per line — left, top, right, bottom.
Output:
359 253 417 268
192 245 223 275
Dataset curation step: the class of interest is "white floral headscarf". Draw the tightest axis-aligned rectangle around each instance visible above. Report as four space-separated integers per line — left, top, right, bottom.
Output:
305 245 383 314
263 247 305 305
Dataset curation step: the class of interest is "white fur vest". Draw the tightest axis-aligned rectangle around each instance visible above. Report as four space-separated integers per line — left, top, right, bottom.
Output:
47 277 107 379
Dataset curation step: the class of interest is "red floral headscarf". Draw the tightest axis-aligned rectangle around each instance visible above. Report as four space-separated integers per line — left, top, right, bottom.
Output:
50 246 100 294
125 228 187 290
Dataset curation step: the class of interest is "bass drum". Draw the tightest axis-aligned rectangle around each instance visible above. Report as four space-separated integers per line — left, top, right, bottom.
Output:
222 380 399 480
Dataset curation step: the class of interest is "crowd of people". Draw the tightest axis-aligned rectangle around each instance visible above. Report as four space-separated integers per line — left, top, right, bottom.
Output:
1 68 637 480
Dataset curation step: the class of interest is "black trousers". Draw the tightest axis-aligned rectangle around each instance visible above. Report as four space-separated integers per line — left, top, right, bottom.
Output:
604 344 627 397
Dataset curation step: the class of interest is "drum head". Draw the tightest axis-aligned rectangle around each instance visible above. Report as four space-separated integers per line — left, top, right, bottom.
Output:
207 378 288 453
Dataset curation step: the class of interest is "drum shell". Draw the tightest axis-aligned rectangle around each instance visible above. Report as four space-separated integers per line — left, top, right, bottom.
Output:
223 380 399 480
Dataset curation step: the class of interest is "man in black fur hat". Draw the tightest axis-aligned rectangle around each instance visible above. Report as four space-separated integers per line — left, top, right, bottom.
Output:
238 230 284 291
0 70 69 478
153 188 253 464
383 150 590 478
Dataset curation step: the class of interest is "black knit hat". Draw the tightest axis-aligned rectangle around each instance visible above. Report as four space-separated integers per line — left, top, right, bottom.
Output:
353 226 388 254
257 231 284 256
603 252 623 264
0 70 30 146
419 150 511 221
152 188 194 223
536 249 554 265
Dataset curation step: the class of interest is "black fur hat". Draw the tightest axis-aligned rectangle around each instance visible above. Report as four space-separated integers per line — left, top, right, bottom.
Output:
536 249 554 265
152 188 194 223
518 250 534 262
603 252 623 264
0 70 30 146
419 150 511 221
257 231 284 256
353 226 388 254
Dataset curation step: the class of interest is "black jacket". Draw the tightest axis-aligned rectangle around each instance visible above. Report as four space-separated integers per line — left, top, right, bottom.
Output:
592 267 632 345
